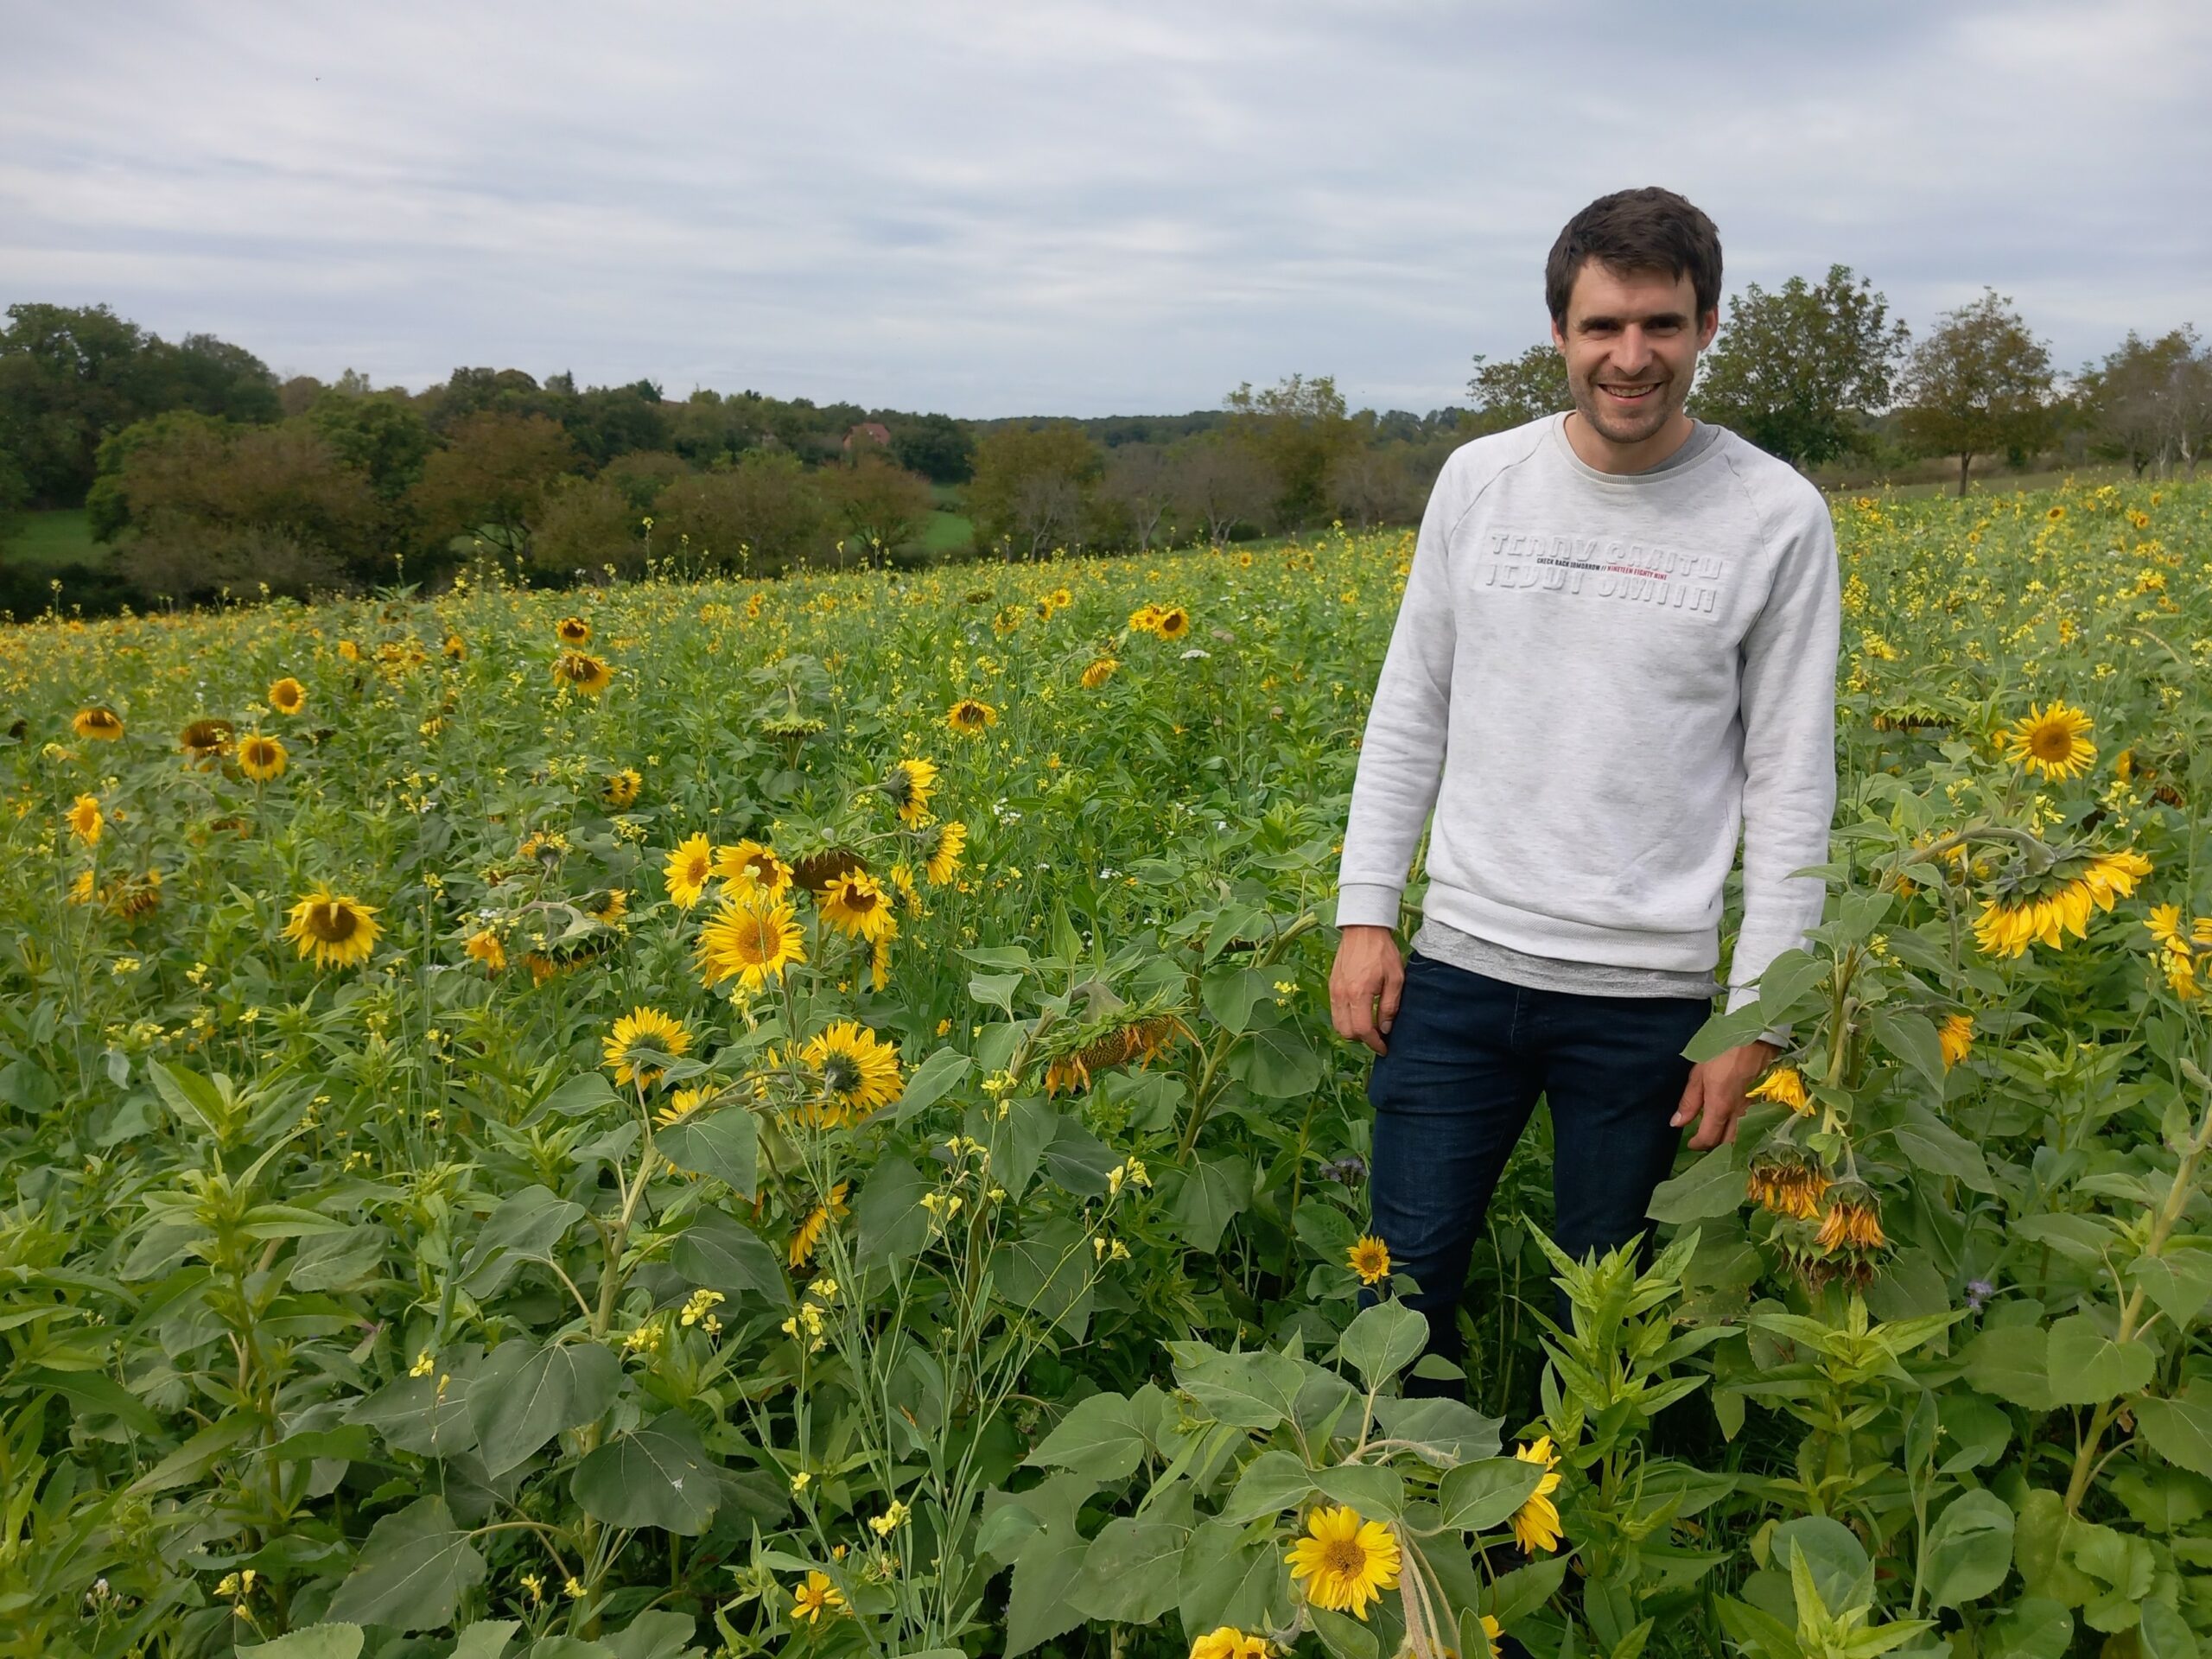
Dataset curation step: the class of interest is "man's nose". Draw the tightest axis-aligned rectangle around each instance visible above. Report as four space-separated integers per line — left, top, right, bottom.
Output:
1610 327 1654 375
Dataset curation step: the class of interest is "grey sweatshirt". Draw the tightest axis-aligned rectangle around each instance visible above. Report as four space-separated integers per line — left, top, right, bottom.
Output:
1333 412 1840 1019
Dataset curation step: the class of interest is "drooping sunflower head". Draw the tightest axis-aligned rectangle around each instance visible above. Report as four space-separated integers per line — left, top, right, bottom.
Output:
2001 701 2095 780
664 833 716 909
1938 1011 1974 1068
1191 1628 1271 1659
1508 1438 1566 1553
73 707 124 741
465 929 506 972
944 696 998 735
551 652 613 696
787 1180 851 1268
1745 1149 1829 1220
1745 1065 1812 1116
797 1020 902 1125
1081 657 1121 690
180 717 235 762
883 756 938 824
267 677 307 715
819 871 896 943
67 793 104 845
237 734 288 783
602 767 643 809
715 839 792 899
1346 1235 1392 1286
1284 1504 1401 1620
556 615 592 646
602 1006 693 1089
791 846 868 895
283 887 382 970
696 893 805 995
923 819 967 887
588 887 630 925
108 868 162 922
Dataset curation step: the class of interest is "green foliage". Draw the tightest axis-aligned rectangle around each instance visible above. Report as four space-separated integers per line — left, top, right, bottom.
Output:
1692 265 1910 470
1897 289 2058 493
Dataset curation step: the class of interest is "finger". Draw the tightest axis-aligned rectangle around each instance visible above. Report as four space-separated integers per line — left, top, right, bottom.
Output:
1669 1073 1703 1130
1721 1104 1744 1145
1377 971 1403 1034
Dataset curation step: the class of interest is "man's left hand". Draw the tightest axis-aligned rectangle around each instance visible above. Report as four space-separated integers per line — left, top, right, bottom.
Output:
1670 1039 1780 1151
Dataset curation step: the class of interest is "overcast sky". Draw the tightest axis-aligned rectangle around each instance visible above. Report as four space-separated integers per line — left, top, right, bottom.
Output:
3 1 2207 418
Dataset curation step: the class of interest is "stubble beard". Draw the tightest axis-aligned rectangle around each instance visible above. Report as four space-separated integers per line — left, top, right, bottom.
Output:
1570 369 1682 447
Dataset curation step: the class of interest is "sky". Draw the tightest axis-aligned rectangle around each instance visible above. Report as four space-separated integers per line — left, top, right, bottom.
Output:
3 1 2208 418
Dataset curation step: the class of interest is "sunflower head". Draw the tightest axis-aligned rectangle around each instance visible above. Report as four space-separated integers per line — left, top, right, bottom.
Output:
73 707 124 741
283 888 381 970
180 717 234 761
819 870 895 943
1154 606 1192 640
237 734 288 782
67 793 104 845
696 893 805 995
465 929 506 972
715 839 792 899
945 696 998 735
603 1007 693 1089
443 633 467 660
602 767 643 809
2000 701 2095 780
552 652 613 696
883 757 938 824
792 846 868 895
1347 1235 1391 1286
1745 1065 1812 1115
923 819 967 886
795 1020 902 1125
267 677 307 715
1081 657 1121 690
1284 1504 1401 1620
556 615 592 645
664 833 716 908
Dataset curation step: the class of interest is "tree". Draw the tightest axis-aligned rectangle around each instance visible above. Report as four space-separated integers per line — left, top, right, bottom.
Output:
1101 442 1176 550
407 410 580 560
1897 289 2056 495
0 302 175 505
1223 372 1358 524
156 332 282 426
820 454 935 557
2077 327 2210 478
304 390 434 499
892 412 974 483
601 449 691 512
1691 264 1909 470
1325 446 1423 530
529 475 647 579
651 452 825 577
967 423 1102 559
1167 435 1274 545
561 381 673 467
1465 343 1571 435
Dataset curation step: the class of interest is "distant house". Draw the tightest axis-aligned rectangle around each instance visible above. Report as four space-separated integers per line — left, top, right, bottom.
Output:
842 421 893 454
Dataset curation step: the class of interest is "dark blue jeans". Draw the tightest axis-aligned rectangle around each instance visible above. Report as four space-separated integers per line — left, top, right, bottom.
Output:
1366 950 1712 1372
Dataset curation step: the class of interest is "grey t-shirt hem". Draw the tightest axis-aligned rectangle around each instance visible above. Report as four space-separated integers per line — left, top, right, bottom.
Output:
1410 916 1722 1001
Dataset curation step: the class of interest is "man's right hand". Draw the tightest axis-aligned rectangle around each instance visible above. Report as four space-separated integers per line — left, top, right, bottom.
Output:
1329 925 1404 1056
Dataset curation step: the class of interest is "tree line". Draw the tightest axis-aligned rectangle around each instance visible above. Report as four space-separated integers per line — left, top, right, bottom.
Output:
2 276 2206 614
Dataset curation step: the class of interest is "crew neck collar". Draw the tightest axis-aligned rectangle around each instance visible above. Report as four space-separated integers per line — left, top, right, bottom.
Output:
1546 411 1723 486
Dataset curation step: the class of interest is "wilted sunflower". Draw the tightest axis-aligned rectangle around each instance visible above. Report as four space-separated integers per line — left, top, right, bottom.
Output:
267 677 307 715
73 707 124 741
1346 1235 1391 1286
180 717 234 762
944 696 998 735
664 833 715 909
1508 1437 1565 1554
1081 657 1121 690
795 1020 902 1125
884 756 939 825
1285 1505 1400 1620
1973 848 2152 957
1746 1065 1812 1116
67 793 104 846
552 652 613 696
818 871 895 943
237 734 288 782
602 767 642 809
1043 1012 1185 1096
603 1007 693 1089
1938 1012 1974 1068
283 888 381 970
108 868 162 921
556 615 592 645
715 839 793 899
465 929 505 972
696 893 805 995
923 819 967 886
1999 701 2095 780
1154 605 1192 640
791 846 868 893
1746 1150 1828 1221
788 1180 852 1268
1803 1180 1888 1287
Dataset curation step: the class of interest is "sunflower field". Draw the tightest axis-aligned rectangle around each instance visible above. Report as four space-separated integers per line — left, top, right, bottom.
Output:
5 478 2212 1659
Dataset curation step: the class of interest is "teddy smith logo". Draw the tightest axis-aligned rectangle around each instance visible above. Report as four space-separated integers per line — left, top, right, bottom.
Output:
1474 530 1725 614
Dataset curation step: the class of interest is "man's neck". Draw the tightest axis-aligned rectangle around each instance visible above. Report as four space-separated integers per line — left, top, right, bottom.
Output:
1562 409 1696 475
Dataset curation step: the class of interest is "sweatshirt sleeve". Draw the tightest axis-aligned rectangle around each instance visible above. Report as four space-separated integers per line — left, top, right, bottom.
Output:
1333 461 1463 930
1724 487 1840 1026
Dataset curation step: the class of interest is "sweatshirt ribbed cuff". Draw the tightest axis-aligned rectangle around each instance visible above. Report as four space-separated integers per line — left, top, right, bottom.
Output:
1333 883 1403 931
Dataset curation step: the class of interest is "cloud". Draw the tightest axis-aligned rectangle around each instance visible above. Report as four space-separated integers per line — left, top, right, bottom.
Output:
2 0 2206 415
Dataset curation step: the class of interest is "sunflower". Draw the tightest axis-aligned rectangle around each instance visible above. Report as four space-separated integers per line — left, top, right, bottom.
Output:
72 707 124 741
664 833 715 909
67 793 104 846
1128 603 1164 634
237 734 288 782
1347 1236 1391 1286
796 1020 903 1124
884 757 939 825
1154 605 1192 640
109 868 162 921
1974 849 2152 957
267 677 307 715
923 819 967 886
945 696 998 735
791 846 868 893
656 1084 715 1128
552 652 613 696
283 888 381 970
791 1571 845 1624
180 717 234 762
818 871 896 943
1746 1065 1812 1116
2000 702 2095 780
1938 1012 1974 1068
788 1182 851 1268
603 1007 693 1089
1508 1437 1565 1554
1746 1152 1829 1221
696 893 806 995
1815 1189 1886 1254
1285 1504 1400 1620
716 839 792 899
1190 1628 1271 1659
1043 1013 1185 1096
68 869 97 905
589 888 630 925
337 639 361 663
556 615 592 645
1081 657 1121 690
465 929 505 972
602 767 642 809
443 633 467 660
1478 1614 1504 1659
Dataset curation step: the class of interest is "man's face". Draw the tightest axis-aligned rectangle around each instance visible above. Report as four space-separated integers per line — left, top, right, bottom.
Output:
1548 261 1719 446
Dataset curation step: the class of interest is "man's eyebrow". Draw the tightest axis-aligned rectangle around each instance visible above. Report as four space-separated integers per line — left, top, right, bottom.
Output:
1574 310 1690 330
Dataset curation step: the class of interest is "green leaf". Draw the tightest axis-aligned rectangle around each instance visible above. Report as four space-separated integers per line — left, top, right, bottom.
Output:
1646 1145 1742 1225
1313 1462 1404 1519
1986 1599 2073 1659
1179 1516 1287 1643
470 1340 622 1478
1005 1522 1088 1656
149 1060 232 1139
2133 1382 2212 1477
1870 1008 1948 1096
1309 1606 1380 1659
1370 1395 1503 1465
1067 1516 1187 1622
448 1624 521 1659
1230 1024 1321 1098
1483 1554 1570 1628
2139 1602 2200 1659
1335 1300 1428 1391
601 1611 697 1659
669 1209 789 1306
1158 1154 1252 1255
2044 1314 2155 1406
1685 1002 1774 1063
1201 964 1270 1034
570 1411 718 1535
1023 1391 1149 1481
1436 1456 1546 1532
323 1497 487 1633
2128 1245 2212 1328
1773 1516 1871 1623
1221 1449 1316 1522
969 970 1023 1013
1173 1344 1306 1431
1961 1324 2053 1412
893 1046 970 1122
1750 948 1827 1023
1919 1489 2013 1611
538 1072 620 1116
656 1109 757 1196
459 1185 585 1297
1892 1111 1995 1192
238 1627 365 1659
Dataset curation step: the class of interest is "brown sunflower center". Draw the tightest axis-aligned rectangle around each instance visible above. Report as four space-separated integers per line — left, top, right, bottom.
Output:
2030 726 2074 760
1320 1538 1366 1576
308 902 358 943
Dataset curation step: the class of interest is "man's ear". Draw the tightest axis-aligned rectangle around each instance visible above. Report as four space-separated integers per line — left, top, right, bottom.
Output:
1548 315 1568 353
1696 308 1719 351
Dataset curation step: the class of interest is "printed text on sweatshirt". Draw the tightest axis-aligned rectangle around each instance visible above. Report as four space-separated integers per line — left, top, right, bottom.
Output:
1333 412 1840 1017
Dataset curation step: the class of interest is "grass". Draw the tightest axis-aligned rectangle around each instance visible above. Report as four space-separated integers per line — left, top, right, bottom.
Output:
921 510 974 553
2 509 105 571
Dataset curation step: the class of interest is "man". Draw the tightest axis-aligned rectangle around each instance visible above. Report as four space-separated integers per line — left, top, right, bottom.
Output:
1327 186 1839 1370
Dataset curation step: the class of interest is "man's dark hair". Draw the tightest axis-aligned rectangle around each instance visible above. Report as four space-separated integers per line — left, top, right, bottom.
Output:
1545 188 1723 325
